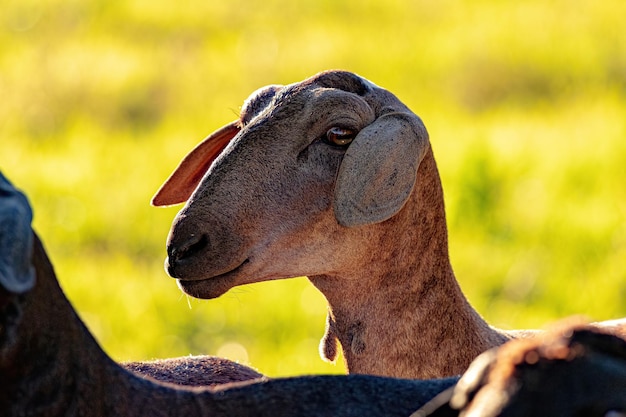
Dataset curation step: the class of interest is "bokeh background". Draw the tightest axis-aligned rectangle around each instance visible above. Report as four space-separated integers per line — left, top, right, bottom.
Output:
2 0 625 376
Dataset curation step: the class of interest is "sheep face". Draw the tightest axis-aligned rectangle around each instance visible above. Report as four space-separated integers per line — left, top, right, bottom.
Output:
155 71 430 299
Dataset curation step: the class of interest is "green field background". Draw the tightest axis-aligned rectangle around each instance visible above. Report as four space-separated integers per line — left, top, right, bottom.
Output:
2 0 625 377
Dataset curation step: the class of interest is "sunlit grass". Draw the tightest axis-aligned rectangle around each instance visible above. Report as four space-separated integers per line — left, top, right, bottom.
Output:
2 0 625 376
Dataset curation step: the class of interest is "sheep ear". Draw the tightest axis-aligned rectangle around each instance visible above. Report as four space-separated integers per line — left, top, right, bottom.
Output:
0 172 36 294
333 112 429 227
151 121 241 207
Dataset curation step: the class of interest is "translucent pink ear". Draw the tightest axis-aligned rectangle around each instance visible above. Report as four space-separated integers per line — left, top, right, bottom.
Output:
151 122 240 207
333 112 429 227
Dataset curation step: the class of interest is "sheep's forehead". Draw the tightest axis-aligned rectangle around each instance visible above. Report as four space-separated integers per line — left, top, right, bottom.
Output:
239 68 377 114
240 71 374 124
247 86 373 130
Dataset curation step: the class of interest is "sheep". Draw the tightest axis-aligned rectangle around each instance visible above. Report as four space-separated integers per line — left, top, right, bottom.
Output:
152 69 626 379
0 171 459 416
412 320 626 417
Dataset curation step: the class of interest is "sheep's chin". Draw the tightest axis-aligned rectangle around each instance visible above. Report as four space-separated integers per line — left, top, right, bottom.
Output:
176 276 237 299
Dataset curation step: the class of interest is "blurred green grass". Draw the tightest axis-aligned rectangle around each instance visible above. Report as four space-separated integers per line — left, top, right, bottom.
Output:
2 0 625 377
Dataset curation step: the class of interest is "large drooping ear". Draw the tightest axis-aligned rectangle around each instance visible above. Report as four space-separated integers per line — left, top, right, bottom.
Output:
151 122 240 207
0 172 36 294
333 110 430 227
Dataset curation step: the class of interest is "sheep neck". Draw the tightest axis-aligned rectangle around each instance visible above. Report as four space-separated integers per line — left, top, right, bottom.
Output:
0 236 219 416
0 258 95 414
309 150 510 378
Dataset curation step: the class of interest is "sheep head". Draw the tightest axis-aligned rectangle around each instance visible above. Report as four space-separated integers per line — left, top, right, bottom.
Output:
153 70 430 299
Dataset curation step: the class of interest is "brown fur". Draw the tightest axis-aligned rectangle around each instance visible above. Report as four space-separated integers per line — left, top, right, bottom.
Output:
124 356 262 387
156 70 622 379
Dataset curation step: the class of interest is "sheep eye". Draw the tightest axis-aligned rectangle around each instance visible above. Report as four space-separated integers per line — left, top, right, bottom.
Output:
325 127 356 147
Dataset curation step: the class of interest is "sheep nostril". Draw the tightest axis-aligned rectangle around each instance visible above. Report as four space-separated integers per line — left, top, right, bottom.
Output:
170 234 209 263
